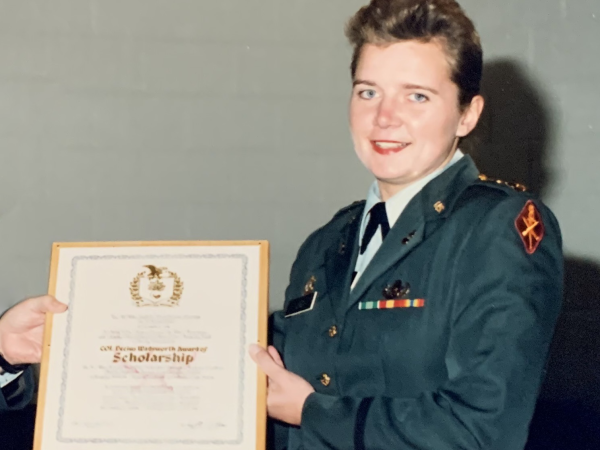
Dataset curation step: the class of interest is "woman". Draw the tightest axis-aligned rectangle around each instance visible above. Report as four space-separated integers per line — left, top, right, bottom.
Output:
250 0 562 449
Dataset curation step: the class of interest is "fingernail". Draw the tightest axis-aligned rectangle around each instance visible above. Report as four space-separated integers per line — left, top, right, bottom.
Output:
248 343 261 357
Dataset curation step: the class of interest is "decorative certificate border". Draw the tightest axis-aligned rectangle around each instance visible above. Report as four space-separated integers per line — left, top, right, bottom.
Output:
55 254 248 445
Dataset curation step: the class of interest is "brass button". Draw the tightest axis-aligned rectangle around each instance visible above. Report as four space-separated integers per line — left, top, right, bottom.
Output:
320 373 331 387
328 325 338 337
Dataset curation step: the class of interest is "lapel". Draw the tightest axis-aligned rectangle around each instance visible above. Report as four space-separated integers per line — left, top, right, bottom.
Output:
347 156 481 310
323 204 364 320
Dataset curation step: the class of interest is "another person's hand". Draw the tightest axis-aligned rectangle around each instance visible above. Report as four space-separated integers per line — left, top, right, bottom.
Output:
0 295 67 365
249 344 315 426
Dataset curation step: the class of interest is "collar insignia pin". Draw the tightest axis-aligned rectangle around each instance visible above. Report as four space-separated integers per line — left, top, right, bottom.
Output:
304 276 317 295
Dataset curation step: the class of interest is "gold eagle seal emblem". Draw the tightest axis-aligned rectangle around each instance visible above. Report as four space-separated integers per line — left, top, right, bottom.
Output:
129 265 184 307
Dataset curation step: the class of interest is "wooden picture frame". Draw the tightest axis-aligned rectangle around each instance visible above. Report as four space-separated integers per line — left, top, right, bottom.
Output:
34 241 269 450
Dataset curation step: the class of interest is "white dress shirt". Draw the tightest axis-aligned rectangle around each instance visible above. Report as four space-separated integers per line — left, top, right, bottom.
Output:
0 370 21 388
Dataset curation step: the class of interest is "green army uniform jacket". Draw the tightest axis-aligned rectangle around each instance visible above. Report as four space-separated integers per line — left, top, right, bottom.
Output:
271 155 563 450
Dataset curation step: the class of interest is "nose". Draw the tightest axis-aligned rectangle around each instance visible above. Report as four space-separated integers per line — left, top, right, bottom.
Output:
375 97 402 129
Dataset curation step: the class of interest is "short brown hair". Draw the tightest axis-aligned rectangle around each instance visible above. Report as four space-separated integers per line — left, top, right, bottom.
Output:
345 0 483 109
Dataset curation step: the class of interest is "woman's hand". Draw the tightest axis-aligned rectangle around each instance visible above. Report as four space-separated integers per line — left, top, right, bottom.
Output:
249 344 315 426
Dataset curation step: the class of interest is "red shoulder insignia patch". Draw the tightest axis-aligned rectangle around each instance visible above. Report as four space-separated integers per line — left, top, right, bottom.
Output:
515 200 545 254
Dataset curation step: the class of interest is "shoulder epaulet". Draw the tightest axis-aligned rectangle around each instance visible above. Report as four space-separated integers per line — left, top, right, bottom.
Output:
331 200 366 220
476 174 527 193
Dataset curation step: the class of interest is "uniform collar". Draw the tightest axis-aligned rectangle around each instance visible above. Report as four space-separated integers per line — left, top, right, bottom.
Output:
416 153 480 221
346 154 480 307
361 150 466 233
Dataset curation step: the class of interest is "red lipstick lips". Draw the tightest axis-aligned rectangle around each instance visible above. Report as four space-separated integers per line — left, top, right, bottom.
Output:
371 140 410 155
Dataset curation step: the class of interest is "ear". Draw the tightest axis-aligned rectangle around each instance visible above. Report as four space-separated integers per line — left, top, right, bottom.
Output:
456 95 484 137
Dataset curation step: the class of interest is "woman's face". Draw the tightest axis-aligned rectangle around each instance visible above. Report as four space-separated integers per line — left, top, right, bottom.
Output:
349 40 483 200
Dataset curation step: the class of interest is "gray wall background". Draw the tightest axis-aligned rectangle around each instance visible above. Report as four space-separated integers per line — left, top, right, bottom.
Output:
1 0 600 449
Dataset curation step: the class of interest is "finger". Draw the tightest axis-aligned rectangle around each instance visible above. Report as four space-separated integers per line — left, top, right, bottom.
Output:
31 295 68 314
267 346 284 368
249 344 286 379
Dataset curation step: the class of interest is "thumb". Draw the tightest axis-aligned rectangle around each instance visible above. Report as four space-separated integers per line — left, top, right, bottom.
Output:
31 295 68 314
249 344 286 380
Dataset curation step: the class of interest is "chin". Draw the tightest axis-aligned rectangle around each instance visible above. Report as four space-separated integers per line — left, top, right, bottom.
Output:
361 159 403 179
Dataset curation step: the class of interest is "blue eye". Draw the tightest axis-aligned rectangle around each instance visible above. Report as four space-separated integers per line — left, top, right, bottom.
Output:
359 89 377 99
409 93 428 103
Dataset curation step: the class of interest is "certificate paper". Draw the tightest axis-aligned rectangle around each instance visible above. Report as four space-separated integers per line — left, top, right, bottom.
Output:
34 241 268 450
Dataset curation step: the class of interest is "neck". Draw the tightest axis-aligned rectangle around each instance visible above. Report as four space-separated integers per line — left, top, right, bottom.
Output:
378 181 409 202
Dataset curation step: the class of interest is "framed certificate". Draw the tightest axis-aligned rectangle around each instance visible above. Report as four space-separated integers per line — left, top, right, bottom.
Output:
34 241 269 450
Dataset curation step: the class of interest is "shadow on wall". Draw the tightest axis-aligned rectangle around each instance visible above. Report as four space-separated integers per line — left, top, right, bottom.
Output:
463 58 556 197
464 59 600 449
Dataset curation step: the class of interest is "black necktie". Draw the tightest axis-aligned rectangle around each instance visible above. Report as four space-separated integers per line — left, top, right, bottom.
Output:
360 202 390 254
